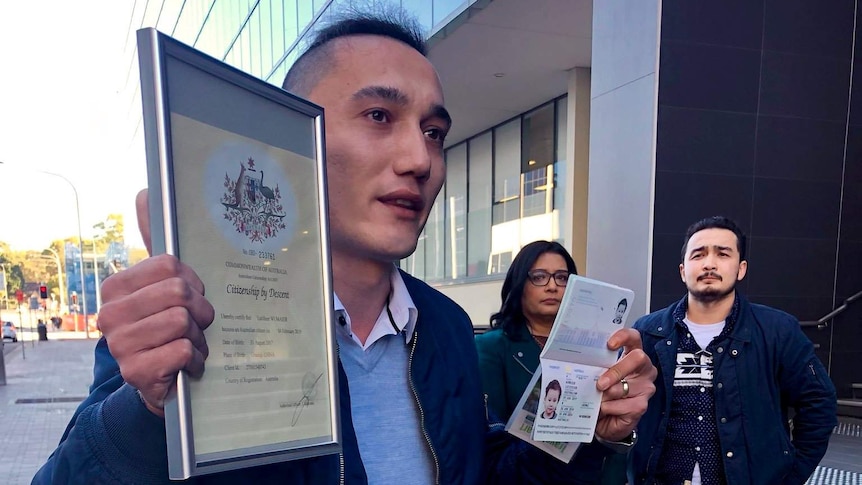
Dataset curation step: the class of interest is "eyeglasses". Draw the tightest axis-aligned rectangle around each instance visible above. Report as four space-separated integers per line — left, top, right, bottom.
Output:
527 270 570 287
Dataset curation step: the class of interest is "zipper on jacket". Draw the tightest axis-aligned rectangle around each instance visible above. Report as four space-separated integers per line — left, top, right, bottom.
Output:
335 338 345 485
809 363 816 376
484 393 489 422
408 331 441 484
339 452 345 485
512 354 533 375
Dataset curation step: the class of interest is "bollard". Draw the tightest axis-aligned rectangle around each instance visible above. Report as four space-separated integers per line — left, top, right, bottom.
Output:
0 341 6 385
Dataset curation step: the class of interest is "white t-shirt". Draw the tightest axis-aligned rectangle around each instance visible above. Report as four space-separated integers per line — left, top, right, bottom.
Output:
683 317 725 350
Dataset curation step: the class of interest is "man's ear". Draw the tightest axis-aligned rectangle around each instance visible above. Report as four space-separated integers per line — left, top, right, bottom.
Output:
737 260 748 281
679 263 685 282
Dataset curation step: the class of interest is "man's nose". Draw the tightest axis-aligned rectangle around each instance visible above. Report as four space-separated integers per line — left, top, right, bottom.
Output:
702 254 717 269
393 126 433 180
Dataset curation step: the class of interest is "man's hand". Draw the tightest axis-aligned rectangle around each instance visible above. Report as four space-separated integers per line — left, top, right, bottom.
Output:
97 189 215 416
594 328 657 442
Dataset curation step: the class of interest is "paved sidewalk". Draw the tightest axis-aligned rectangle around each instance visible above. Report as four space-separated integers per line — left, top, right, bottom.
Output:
0 337 96 485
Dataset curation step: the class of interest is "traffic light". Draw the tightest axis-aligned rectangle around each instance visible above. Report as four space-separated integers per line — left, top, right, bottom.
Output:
39 285 48 299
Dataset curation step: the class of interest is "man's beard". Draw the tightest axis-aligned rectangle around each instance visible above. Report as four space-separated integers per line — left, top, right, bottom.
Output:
688 273 737 303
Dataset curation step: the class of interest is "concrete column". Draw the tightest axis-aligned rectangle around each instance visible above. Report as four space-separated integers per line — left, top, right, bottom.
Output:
585 0 662 317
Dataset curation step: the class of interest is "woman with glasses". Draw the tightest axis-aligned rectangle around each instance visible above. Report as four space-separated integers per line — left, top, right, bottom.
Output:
475 240 627 484
475 240 576 421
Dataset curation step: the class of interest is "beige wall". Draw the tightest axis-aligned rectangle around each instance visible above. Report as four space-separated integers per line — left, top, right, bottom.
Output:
437 279 503 328
567 67 591 274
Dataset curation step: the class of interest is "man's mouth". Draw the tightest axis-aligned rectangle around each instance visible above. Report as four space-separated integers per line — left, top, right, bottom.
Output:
698 272 722 281
379 191 423 213
388 199 418 209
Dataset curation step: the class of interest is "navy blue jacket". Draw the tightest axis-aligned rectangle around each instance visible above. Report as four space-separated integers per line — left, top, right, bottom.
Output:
631 295 837 485
34 271 612 484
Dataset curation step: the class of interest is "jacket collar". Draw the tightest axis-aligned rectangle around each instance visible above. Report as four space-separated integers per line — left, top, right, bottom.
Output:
647 293 751 343
507 321 534 342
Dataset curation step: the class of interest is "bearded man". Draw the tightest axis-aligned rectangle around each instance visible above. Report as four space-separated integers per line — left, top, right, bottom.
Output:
630 216 836 485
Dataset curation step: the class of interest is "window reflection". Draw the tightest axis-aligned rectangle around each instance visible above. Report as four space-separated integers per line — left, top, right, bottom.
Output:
468 132 492 277
404 96 568 283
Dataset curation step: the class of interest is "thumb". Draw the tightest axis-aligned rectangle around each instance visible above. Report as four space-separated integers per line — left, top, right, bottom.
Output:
135 189 153 256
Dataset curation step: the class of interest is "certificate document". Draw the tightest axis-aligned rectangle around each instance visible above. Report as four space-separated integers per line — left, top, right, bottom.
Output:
137 28 340 478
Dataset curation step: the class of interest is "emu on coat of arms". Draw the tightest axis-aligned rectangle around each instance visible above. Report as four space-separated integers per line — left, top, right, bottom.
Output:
220 157 286 243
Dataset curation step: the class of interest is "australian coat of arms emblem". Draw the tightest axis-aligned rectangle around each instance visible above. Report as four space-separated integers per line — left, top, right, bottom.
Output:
221 157 286 242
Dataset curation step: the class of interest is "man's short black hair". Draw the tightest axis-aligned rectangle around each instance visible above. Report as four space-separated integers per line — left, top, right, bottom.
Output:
680 216 747 262
282 8 427 96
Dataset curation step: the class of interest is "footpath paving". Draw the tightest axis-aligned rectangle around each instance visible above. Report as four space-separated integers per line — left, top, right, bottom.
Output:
0 335 96 485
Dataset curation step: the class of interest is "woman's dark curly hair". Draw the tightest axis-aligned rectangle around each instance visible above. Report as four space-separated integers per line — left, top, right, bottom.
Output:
489 240 577 339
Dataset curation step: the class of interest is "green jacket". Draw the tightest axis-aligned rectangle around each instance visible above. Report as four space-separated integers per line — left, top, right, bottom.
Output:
476 325 630 484
475 325 541 420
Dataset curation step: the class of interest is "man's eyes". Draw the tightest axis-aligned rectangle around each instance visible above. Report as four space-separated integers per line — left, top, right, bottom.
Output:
424 127 447 144
363 108 448 147
366 109 389 122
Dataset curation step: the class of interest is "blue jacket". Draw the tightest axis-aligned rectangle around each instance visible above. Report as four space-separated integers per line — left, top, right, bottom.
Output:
631 295 837 485
34 271 612 484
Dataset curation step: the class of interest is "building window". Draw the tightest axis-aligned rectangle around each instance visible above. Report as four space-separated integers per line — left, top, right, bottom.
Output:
467 132 492 277
402 95 567 283
522 104 555 218
445 143 468 280
492 118 521 226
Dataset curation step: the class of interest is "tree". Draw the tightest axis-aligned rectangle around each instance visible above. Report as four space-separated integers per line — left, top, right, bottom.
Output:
92 213 125 253
0 246 28 299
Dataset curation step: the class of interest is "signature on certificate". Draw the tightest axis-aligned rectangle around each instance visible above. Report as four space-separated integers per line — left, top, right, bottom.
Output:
283 371 324 426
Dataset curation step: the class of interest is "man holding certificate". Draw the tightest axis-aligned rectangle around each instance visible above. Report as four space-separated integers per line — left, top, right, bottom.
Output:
34 8 656 485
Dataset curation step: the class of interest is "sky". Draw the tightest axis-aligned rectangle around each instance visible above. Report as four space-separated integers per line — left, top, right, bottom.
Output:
0 1 146 251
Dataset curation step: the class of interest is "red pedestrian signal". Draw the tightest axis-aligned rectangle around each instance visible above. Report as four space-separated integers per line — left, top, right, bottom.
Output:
39 285 48 299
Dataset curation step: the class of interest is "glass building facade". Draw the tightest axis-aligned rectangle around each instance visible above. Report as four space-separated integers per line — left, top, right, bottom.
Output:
128 0 475 89
403 95 569 283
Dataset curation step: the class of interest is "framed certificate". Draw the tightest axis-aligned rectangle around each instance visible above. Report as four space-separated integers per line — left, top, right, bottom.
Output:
137 28 340 479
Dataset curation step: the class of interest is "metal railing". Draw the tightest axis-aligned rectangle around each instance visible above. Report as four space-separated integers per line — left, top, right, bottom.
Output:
800 290 862 329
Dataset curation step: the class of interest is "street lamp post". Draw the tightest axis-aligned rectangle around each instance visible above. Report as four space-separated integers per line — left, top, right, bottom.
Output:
91 236 101 312
42 247 66 311
0 161 89 338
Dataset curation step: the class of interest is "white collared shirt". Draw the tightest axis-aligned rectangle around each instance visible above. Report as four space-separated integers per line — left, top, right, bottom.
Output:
333 266 418 351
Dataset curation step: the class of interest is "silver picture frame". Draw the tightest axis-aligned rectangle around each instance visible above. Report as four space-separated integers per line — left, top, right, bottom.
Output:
137 27 340 479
